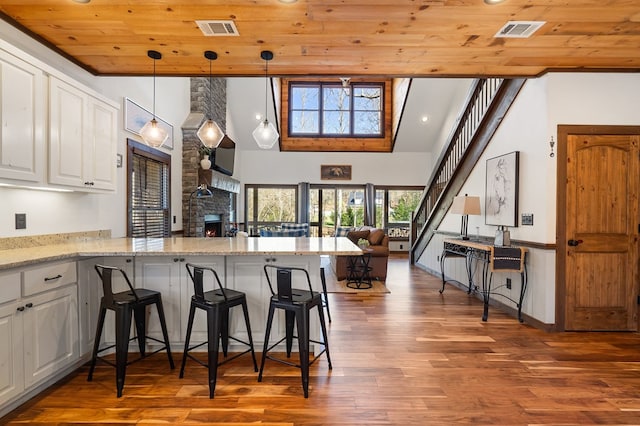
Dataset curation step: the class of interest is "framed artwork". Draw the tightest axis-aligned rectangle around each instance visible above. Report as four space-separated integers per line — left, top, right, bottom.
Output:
485 151 519 227
321 165 352 180
124 97 174 149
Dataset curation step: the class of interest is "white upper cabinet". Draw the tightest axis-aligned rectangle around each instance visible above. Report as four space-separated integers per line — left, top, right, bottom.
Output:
49 76 117 191
0 48 45 183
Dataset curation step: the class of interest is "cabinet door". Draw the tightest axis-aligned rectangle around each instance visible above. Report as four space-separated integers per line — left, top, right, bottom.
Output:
22 285 79 388
0 301 24 406
85 96 117 191
135 256 183 345
0 49 45 183
49 77 86 188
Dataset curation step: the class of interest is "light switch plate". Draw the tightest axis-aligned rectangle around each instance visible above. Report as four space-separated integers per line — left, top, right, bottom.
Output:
15 213 26 229
521 213 533 226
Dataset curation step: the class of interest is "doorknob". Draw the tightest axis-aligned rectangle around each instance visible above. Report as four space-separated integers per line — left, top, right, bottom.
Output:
568 239 583 246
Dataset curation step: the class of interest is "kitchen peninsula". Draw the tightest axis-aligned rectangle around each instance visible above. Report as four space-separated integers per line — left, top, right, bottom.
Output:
0 236 361 416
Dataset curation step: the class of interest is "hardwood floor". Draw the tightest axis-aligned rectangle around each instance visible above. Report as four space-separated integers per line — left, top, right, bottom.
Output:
3 255 640 425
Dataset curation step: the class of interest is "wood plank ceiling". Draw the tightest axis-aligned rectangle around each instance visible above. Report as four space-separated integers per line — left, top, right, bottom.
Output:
0 0 639 78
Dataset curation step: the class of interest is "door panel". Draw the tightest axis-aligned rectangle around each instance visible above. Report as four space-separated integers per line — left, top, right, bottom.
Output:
564 133 639 331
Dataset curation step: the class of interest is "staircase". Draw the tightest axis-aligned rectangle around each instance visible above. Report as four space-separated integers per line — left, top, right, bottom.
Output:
409 78 526 264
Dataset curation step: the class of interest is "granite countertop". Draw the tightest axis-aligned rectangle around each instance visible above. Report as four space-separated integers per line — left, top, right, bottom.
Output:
0 237 363 270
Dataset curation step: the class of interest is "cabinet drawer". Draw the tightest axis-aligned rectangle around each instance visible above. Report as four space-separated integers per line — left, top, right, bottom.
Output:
23 261 77 296
0 270 21 304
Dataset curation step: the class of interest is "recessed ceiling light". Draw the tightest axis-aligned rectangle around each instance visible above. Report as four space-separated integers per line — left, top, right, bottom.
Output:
278 0 298 3
484 0 506 4
72 0 91 3
421 116 429 123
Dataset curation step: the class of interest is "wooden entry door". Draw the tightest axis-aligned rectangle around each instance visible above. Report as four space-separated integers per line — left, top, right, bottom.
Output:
559 126 640 331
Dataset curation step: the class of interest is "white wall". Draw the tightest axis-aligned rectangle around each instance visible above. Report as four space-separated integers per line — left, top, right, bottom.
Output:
0 21 190 238
419 73 640 325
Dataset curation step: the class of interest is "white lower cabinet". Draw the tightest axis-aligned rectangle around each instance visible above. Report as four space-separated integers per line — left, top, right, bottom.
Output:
225 255 321 350
0 262 78 409
77 257 134 355
135 255 224 348
22 286 78 388
0 299 24 405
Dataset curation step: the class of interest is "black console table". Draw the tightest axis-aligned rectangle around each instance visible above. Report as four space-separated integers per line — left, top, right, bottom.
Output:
440 239 528 322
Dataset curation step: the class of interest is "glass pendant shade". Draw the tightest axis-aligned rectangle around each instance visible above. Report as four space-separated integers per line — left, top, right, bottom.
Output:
252 119 279 149
197 119 224 148
140 50 166 148
140 118 168 148
197 50 225 148
253 50 279 149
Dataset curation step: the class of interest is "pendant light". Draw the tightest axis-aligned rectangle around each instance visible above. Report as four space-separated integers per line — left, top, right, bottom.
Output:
197 50 224 149
252 50 279 149
139 50 169 148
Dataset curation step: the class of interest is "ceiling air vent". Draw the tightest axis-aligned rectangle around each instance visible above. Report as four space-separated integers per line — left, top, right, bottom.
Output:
494 21 545 38
196 20 239 36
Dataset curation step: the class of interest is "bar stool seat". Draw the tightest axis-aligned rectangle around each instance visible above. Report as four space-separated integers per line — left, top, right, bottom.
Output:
259 265 332 398
87 264 174 397
179 263 258 398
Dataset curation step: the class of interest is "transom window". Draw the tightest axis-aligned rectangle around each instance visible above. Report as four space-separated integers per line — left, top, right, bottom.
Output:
280 78 392 152
288 82 384 137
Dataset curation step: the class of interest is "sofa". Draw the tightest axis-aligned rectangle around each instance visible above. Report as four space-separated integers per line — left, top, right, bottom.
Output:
330 227 389 281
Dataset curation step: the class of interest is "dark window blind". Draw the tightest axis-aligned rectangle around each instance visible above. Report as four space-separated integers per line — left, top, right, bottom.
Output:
130 151 170 237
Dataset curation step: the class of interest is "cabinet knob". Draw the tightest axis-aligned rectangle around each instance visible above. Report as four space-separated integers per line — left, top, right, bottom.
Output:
16 306 24 312
25 302 33 308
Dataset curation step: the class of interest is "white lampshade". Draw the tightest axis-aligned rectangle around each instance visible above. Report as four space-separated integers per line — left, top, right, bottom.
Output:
197 119 224 148
252 119 279 149
451 195 481 215
140 118 168 148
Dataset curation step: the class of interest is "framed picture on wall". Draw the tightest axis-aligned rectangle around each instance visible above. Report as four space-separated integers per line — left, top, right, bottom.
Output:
485 151 519 227
321 165 352 180
124 97 174 149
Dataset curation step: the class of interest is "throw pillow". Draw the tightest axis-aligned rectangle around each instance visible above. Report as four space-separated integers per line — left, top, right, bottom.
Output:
280 222 309 236
259 228 306 237
335 226 353 237
367 228 385 245
347 230 369 245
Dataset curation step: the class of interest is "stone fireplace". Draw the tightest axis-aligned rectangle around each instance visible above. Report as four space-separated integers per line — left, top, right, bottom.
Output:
182 76 240 237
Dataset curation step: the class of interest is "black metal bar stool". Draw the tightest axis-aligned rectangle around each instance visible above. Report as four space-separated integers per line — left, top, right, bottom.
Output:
87 264 174 397
259 265 332 398
319 267 332 323
179 263 258 398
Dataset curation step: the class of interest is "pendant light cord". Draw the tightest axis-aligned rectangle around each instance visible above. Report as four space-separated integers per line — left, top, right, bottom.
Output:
209 59 213 118
152 57 156 119
264 58 268 121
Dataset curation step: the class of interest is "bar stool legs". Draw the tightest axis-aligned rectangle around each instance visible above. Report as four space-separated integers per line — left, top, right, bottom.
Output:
319 267 332 323
179 263 258 399
88 264 174 398
259 265 332 398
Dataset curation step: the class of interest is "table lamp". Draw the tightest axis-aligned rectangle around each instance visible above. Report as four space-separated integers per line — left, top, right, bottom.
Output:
451 194 481 240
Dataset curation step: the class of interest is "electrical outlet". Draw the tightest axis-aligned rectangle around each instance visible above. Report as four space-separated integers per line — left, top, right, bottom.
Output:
15 213 26 230
400 244 403 250
173 215 176 224
506 278 512 289
522 213 534 225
